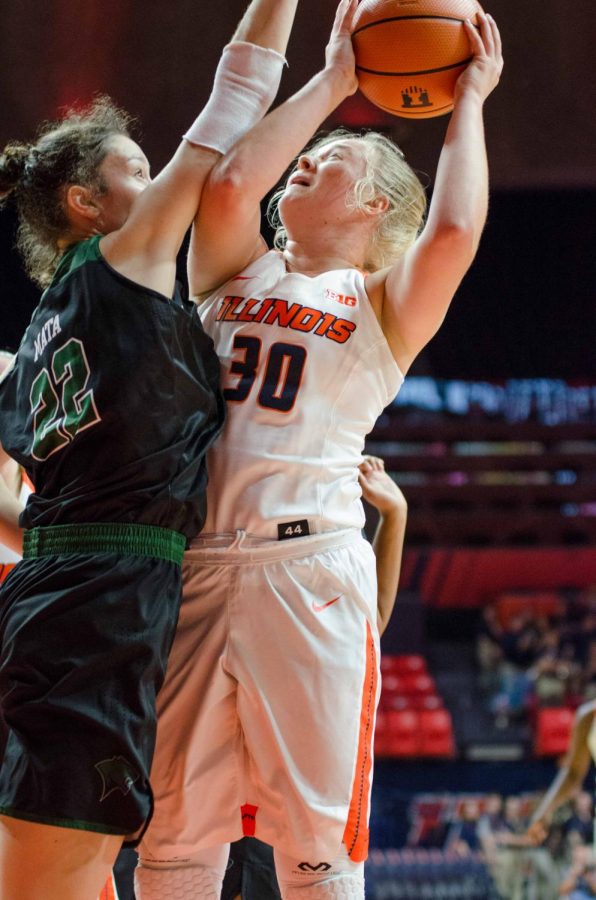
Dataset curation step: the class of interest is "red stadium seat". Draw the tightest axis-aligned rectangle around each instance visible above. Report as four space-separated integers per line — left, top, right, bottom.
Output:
408 694 444 711
384 710 420 757
380 693 411 712
374 710 391 756
380 673 406 695
400 673 437 697
380 655 402 676
534 707 574 756
418 709 455 758
393 654 428 676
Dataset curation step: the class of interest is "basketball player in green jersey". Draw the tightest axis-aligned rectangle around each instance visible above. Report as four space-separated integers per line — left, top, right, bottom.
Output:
0 2 300 896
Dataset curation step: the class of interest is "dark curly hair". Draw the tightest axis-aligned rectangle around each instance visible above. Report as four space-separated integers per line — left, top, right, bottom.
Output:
0 96 133 287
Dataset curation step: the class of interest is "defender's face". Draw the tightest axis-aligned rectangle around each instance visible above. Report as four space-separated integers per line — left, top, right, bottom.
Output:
94 135 151 233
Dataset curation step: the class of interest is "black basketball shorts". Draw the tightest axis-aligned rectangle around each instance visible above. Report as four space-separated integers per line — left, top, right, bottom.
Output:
0 522 185 838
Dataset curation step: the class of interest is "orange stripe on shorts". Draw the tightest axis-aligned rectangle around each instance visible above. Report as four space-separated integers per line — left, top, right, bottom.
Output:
21 472 35 493
342 620 377 863
0 563 16 583
98 873 118 900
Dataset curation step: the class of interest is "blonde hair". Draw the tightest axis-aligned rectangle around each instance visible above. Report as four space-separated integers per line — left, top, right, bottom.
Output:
267 128 427 272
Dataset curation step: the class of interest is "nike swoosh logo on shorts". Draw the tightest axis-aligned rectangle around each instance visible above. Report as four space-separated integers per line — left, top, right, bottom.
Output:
312 596 341 613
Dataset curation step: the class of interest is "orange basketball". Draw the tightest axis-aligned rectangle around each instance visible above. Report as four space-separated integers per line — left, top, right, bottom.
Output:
352 0 484 119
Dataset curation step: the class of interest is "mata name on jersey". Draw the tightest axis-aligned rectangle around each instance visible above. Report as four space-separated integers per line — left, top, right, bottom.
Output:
33 314 62 361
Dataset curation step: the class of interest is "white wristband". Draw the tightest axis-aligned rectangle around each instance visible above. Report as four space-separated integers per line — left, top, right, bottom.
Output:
184 41 286 154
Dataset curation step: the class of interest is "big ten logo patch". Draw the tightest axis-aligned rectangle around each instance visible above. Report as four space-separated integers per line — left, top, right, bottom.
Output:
325 289 358 308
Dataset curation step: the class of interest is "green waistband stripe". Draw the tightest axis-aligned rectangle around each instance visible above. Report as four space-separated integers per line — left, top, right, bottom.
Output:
23 523 186 566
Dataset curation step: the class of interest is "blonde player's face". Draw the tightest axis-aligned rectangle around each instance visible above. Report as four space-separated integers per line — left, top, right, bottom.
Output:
93 135 152 234
279 139 369 234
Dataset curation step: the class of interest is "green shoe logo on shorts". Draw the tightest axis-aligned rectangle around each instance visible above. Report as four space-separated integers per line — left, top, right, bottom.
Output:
95 756 140 802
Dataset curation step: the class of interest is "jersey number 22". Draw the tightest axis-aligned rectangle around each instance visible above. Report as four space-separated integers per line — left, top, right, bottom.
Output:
30 338 101 460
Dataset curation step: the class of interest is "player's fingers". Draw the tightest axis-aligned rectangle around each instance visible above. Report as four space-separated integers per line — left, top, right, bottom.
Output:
345 0 359 32
480 11 496 57
487 14 503 66
333 0 353 34
330 0 345 35
463 18 484 57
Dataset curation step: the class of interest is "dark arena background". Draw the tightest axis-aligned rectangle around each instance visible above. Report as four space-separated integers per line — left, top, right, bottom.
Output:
1 2 595 898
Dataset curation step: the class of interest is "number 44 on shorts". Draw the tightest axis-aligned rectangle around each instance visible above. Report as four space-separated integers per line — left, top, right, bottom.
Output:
277 519 310 541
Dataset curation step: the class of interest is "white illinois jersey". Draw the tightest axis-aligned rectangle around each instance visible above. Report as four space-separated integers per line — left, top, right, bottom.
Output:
198 250 403 537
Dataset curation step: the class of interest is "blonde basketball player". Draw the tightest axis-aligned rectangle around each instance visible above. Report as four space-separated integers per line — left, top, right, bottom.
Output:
137 3 503 899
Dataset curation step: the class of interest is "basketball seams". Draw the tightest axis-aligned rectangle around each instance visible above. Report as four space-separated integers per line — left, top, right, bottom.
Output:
352 15 478 38
352 0 484 119
370 99 454 116
356 57 472 77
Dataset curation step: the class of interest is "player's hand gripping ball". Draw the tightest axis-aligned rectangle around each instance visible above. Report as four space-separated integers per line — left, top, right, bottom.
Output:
352 0 484 118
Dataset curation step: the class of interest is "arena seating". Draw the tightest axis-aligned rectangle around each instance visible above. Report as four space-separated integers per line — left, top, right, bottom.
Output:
367 378 596 553
376 655 456 758
494 590 565 628
533 706 574 756
365 848 498 899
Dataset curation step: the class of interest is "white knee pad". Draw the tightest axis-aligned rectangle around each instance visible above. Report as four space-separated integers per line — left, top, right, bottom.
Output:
135 844 230 900
274 846 365 899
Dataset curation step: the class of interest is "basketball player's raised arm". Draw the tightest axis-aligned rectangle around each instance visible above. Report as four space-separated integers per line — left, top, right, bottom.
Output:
359 457 407 636
102 0 295 295
188 0 359 297
366 13 503 375
526 702 595 845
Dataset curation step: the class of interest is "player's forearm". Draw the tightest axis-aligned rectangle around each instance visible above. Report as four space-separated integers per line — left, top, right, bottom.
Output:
233 0 299 54
424 93 488 252
530 767 582 826
205 66 352 211
374 507 407 635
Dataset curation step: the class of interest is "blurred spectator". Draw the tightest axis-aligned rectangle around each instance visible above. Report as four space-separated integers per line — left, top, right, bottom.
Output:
500 613 542 669
529 627 577 707
558 844 596 899
581 641 596 701
444 799 482 856
490 664 533 729
477 793 507 866
477 594 596 729
489 796 559 900
563 791 594 848
477 607 505 692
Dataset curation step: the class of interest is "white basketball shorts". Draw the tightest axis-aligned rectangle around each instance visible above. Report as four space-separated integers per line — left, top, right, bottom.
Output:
139 528 380 865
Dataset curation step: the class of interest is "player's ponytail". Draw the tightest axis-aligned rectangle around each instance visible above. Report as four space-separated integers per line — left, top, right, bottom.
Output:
3 97 133 288
0 143 30 200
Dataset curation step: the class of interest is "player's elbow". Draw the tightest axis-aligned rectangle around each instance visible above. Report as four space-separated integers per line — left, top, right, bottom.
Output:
204 157 251 215
435 219 480 259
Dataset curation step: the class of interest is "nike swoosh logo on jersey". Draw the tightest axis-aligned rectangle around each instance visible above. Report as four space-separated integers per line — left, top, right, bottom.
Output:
231 275 258 281
312 596 342 613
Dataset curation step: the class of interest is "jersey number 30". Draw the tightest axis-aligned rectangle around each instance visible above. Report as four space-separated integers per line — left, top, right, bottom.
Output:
30 338 101 461
225 336 306 413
